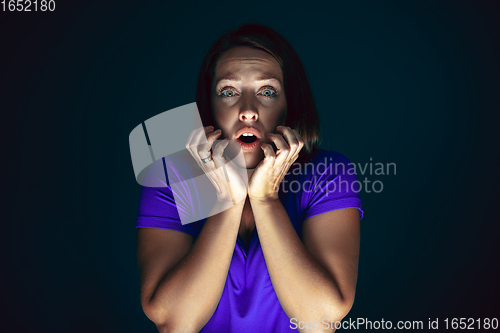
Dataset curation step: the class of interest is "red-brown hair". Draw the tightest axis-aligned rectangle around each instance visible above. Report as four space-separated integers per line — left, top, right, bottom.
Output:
195 23 321 163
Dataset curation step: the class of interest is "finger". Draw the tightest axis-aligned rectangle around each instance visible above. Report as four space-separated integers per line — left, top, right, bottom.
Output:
266 133 290 164
192 126 211 149
206 129 222 150
186 127 204 150
186 127 208 167
275 127 299 178
198 129 221 159
276 126 300 156
291 128 305 152
276 127 303 181
260 142 276 168
212 139 230 168
290 128 305 165
277 127 302 176
202 125 215 140
186 126 211 161
189 127 217 172
191 126 216 159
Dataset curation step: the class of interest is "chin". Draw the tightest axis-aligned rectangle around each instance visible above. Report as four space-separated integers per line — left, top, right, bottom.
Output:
224 140 264 169
242 150 264 169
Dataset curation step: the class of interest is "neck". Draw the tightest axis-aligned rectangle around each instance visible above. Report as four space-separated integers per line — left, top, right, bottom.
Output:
246 168 255 178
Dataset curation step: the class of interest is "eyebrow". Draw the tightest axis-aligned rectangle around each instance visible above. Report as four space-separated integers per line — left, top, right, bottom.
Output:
216 75 282 85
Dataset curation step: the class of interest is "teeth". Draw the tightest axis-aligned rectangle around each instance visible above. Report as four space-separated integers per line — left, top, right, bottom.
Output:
242 133 255 137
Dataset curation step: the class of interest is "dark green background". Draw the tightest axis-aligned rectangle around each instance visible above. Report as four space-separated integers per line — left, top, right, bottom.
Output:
2 0 499 332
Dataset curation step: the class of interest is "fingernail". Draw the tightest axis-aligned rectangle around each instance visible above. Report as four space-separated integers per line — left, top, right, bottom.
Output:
205 126 214 129
214 129 221 133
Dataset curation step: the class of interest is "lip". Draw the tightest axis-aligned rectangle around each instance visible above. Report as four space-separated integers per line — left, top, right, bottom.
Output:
234 127 263 151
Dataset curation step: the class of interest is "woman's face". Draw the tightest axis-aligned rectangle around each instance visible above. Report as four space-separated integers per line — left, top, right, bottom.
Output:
211 47 287 169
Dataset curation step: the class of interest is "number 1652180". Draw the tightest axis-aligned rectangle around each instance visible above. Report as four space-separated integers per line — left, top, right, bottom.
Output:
2 0 55 11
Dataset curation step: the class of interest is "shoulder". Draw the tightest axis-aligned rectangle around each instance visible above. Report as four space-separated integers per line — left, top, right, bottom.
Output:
297 149 364 220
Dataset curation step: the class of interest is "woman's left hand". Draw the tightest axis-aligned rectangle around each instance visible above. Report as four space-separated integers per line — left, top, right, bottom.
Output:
248 126 304 202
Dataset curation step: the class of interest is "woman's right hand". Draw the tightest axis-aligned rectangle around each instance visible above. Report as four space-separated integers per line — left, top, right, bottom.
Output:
185 126 248 205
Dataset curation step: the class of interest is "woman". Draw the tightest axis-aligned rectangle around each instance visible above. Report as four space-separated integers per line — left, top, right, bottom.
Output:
136 24 364 332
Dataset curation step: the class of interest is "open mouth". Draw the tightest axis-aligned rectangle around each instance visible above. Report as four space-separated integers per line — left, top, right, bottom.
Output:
238 133 258 144
236 132 261 151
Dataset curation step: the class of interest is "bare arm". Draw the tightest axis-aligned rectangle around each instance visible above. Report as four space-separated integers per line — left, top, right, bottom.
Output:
250 198 360 332
137 200 244 332
247 126 360 331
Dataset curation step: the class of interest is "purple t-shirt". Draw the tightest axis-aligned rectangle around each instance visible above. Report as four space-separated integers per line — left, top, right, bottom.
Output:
136 149 364 332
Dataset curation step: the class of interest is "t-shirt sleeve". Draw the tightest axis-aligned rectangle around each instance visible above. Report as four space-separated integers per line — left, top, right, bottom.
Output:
135 184 197 237
303 151 364 220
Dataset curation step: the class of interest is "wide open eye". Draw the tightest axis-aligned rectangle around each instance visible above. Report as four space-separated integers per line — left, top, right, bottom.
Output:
260 86 278 98
219 87 238 98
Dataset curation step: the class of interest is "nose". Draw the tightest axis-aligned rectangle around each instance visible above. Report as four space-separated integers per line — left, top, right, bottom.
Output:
239 109 258 122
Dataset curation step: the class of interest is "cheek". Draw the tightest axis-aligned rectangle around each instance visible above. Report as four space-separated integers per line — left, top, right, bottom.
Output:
275 101 288 126
211 100 224 126
261 103 287 131
211 109 232 137
279 108 287 125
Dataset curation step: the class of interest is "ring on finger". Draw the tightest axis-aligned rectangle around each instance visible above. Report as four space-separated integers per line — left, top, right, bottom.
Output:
201 155 213 163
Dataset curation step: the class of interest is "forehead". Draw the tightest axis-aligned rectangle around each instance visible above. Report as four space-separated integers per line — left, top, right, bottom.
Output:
214 47 283 83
